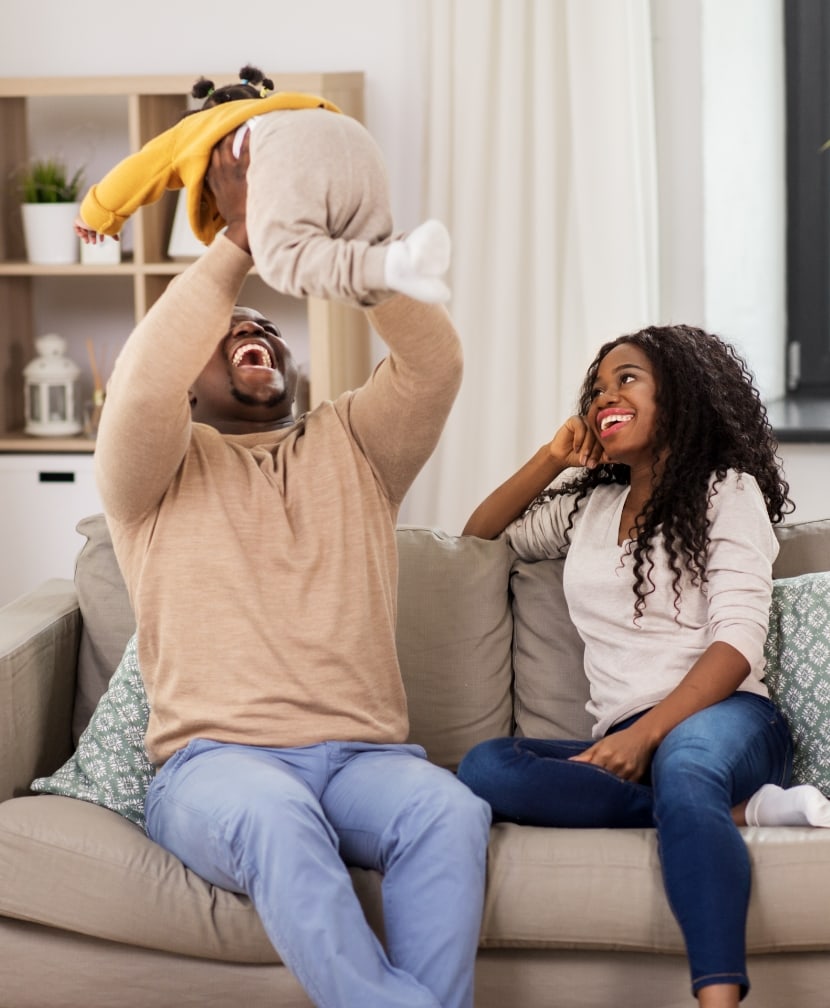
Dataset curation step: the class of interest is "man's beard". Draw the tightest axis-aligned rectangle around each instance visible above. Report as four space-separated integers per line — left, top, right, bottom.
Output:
231 387 289 410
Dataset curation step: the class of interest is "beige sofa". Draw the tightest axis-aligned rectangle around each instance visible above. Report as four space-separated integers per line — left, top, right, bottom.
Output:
1 513 830 1008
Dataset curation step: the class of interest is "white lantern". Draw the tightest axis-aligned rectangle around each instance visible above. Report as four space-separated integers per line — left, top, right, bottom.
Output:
23 333 82 436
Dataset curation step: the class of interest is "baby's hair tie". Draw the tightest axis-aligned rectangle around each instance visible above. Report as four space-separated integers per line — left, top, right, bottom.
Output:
240 78 249 86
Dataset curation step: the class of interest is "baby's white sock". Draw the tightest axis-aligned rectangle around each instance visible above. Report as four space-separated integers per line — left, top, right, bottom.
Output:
745 783 830 827
384 219 451 303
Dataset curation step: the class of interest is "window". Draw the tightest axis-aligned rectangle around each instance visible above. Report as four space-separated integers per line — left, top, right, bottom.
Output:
785 0 830 393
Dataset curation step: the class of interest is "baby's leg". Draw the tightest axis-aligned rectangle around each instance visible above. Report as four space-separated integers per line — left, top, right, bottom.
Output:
245 108 450 305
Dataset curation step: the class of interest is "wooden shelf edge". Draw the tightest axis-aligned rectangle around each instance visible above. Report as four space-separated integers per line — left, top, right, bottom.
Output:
0 433 95 454
0 262 136 277
0 72 364 99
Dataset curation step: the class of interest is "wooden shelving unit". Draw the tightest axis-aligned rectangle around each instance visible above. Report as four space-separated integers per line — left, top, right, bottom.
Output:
0 73 371 451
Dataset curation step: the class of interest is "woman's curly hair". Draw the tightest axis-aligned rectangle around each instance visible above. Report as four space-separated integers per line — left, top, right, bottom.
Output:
537 324 792 621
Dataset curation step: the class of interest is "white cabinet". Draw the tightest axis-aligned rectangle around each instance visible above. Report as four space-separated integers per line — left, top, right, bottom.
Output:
0 454 101 607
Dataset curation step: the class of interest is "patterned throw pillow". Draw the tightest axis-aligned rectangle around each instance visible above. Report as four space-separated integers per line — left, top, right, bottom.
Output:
764 572 830 796
31 634 154 831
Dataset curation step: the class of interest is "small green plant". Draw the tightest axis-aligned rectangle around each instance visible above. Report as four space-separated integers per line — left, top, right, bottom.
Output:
19 157 84 203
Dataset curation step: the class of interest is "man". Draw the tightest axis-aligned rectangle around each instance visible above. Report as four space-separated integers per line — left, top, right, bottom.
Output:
94 133 491 1008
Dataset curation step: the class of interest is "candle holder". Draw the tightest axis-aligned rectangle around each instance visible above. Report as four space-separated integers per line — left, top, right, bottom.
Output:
23 333 82 436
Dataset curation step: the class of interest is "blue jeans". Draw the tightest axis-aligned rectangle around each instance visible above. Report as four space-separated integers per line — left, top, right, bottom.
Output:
457 692 793 999
146 739 491 1008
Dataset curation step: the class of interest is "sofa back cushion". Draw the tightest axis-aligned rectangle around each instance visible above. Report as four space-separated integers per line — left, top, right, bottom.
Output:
772 518 830 579
395 528 514 768
508 517 830 744
73 515 136 745
510 557 591 739
70 513 830 770
71 517 515 770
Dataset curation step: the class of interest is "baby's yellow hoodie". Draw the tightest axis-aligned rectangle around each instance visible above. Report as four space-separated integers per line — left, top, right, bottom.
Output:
79 92 340 245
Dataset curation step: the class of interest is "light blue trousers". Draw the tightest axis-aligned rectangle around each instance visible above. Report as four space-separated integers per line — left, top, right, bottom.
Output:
145 739 492 1008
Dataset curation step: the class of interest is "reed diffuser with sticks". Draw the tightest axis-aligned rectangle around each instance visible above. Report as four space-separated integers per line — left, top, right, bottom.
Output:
84 338 107 438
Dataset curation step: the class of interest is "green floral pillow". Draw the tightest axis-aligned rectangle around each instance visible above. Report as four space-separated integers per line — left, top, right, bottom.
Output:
764 572 830 796
31 634 154 831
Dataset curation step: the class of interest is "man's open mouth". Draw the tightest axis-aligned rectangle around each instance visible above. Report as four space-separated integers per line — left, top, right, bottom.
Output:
231 342 275 369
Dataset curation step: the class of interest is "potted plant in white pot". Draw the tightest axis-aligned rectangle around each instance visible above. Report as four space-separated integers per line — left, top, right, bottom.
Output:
18 157 84 265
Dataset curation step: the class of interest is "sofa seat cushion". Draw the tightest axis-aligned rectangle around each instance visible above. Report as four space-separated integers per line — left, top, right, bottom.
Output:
479 822 830 953
0 795 382 962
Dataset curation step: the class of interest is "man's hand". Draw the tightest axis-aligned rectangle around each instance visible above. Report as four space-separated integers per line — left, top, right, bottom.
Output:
206 129 251 253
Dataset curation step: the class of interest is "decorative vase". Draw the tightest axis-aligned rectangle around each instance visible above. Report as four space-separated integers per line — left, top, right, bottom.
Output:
21 202 81 265
80 235 121 266
167 189 208 260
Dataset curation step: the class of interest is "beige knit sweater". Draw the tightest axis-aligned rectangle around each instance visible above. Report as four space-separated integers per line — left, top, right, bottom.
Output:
95 236 462 765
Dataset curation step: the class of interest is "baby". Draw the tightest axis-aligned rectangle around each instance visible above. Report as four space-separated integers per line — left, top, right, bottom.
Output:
75 65 450 306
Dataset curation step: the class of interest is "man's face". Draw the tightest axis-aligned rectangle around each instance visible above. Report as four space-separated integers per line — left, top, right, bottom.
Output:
189 307 299 433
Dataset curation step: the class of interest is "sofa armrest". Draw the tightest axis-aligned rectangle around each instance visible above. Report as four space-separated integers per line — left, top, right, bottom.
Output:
0 579 81 801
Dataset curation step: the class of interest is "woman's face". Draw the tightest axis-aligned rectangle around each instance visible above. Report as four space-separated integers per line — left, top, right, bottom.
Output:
585 342 663 471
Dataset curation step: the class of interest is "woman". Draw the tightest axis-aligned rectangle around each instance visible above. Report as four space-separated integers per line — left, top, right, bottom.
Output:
459 324 830 1007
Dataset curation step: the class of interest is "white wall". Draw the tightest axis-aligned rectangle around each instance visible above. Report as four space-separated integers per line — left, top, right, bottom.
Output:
701 0 787 400
2 0 428 439
3 1 814 526
652 0 787 402
0 0 426 232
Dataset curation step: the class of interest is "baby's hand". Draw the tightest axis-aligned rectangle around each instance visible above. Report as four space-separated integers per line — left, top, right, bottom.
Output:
74 216 115 245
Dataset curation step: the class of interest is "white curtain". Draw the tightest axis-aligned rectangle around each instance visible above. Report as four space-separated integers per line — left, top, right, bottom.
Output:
399 0 660 533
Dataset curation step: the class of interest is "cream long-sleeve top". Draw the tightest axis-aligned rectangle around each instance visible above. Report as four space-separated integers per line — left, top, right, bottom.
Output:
506 471 778 739
95 235 462 766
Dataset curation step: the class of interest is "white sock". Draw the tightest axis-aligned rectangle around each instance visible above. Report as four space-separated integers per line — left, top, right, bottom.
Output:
745 783 830 827
384 219 451 303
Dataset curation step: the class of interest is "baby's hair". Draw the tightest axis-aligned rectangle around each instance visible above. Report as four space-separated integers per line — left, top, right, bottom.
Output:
192 65 275 109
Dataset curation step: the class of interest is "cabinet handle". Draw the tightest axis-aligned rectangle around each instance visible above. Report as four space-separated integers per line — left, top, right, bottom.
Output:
38 471 75 483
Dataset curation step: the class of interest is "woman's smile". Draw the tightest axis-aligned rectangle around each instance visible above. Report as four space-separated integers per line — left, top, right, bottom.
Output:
597 409 635 438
